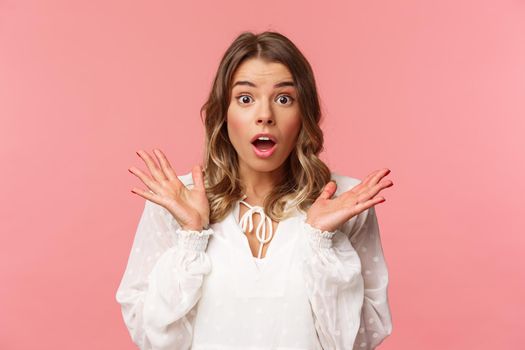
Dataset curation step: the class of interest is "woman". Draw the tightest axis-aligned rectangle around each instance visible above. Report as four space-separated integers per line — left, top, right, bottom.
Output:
116 31 394 350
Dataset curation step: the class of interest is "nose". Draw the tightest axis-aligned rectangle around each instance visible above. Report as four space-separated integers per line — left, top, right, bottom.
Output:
256 102 275 126
256 117 274 125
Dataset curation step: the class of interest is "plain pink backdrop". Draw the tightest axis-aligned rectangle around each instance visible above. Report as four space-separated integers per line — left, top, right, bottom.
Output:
1 0 524 349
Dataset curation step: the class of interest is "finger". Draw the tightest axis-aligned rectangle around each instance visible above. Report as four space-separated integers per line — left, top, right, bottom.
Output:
363 170 379 184
128 166 163 194
356 179 392 204
369 168 391 187
136 150 168 183
153 148 178 181
317 180 337 200
369 178 394 195
362 196 386 209
351 170 381 193
352 196 386 216
192 164 205 191
130 187 163 205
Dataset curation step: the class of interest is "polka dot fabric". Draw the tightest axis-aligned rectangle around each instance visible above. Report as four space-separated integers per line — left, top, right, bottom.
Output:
115 172 392 349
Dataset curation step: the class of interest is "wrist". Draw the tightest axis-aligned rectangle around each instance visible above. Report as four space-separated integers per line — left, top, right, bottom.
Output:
181 225 204 231
175 227 213 251
302 220 336 248
305 218 333 233
181 217 208 231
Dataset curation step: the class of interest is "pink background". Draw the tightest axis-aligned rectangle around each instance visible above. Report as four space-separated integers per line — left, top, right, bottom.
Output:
1 0 524 349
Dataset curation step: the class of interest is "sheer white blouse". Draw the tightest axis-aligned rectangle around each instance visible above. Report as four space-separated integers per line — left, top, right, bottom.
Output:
115 172 392 350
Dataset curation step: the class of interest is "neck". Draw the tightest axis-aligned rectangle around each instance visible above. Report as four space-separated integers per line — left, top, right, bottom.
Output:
239 163 285 204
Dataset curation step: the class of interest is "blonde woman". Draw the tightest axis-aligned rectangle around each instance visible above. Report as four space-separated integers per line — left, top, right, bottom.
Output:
116 31 394 350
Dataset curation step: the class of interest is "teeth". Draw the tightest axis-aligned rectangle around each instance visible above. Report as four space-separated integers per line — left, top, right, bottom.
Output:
258 136 270 141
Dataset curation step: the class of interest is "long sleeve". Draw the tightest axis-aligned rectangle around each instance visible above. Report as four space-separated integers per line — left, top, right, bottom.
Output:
301 219 365 350
348 206 393 349
115 199 213 350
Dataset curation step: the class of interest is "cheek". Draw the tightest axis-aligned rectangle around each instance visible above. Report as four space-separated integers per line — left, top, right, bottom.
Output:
283 116 302 143
226 112 246 148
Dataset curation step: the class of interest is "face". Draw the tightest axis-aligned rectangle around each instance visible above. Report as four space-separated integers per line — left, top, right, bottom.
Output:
226 58 302 176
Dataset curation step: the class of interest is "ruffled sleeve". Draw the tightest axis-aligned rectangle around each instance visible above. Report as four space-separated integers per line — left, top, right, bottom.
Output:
301 219 365 349
115 199 213 350
348 206 393 349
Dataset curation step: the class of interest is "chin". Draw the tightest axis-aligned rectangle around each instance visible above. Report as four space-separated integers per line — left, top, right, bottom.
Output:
255 155 293 173
249 161 282 173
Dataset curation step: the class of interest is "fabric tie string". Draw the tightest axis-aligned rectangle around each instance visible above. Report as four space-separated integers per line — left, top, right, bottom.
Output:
238 195 274 259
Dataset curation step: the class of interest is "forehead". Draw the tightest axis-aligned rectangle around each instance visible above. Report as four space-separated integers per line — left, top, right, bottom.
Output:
231 58 293 85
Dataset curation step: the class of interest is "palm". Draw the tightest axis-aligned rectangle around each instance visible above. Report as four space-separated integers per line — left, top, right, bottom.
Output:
129 149 210 230
306 168 393 232
165 179 210 229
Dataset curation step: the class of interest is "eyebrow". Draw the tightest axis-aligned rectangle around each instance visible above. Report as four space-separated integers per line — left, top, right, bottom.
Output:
232 80 295 89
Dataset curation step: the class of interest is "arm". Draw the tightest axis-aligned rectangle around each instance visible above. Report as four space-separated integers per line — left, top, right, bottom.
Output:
301 219 365 349
115 199 213 350
348 206 393 349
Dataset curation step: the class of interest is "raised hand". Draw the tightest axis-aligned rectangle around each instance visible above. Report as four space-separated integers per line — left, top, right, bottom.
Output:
306 168 393 233
128 149 210 231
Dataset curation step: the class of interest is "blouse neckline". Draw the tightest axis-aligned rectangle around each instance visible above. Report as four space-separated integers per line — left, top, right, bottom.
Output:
228 199 295 276
237 195 275 259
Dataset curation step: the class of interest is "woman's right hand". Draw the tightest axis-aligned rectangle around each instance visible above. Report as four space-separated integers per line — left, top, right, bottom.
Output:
128 149 210 231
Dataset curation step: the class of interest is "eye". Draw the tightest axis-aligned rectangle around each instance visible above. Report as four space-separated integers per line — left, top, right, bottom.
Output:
276 94 294 105
236 94 253 105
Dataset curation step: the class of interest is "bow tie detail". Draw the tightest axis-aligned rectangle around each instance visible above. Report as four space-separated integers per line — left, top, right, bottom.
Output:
238 196 274 259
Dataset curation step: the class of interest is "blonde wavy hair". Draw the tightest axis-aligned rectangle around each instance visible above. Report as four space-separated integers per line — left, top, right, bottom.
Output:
200 31 332 224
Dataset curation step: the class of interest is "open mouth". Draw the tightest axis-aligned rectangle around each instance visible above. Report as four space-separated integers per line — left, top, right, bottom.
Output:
251 138 277 158
251 138 276 151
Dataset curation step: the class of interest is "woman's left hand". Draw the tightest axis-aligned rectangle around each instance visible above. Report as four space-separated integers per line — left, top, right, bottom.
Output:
305 168 394 232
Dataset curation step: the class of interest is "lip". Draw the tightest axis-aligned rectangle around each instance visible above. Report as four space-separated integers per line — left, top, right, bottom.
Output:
250 133 278 144
252 143 277 158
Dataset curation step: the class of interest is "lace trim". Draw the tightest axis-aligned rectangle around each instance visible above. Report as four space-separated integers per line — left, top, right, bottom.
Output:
175 227 213 251
303 221 336 248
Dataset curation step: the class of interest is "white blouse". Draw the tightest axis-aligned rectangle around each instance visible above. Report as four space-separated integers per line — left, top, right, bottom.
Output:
116 172 392 350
